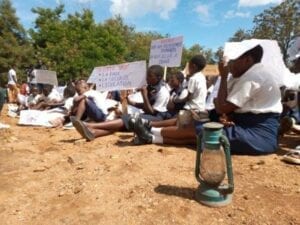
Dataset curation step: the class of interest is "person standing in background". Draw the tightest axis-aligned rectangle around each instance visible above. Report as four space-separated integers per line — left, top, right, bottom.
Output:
7 65 18 103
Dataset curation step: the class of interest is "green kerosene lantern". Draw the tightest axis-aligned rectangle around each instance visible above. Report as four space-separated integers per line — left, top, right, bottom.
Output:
195 122 234 207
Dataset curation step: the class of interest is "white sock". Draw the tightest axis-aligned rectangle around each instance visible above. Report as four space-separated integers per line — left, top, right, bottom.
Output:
151 127 162 136
152 134 163 144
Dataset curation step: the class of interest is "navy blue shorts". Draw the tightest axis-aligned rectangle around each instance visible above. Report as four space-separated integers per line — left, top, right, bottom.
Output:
85 98 106 122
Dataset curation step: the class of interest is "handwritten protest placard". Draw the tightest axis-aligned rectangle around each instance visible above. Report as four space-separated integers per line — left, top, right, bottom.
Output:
149 36 183 67
34 70 58 86
87 61 147 91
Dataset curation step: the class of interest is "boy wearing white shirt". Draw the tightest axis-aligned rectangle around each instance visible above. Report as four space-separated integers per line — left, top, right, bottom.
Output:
72 80 106 122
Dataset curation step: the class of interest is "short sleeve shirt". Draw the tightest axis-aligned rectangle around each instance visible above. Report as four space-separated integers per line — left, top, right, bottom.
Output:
152 85 170 112
227 63 282 114
184 71 207 111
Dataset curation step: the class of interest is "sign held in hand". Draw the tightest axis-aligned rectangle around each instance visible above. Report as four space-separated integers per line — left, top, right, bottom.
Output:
88 61 147 92
149 36 183 67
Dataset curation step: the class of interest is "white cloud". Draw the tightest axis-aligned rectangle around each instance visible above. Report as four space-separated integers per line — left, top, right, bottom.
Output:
224 10 251 19
194 5 209 18
109 0 179 20
238 0 284 7
193 3 218 26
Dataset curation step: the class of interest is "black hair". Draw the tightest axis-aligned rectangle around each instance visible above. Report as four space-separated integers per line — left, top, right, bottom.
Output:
171 71 185 83
189 55 206 71
147 65 164 80
63 83 76 98
241 45 263 63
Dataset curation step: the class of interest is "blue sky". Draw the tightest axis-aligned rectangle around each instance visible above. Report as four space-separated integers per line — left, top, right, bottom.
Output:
12 0 284 50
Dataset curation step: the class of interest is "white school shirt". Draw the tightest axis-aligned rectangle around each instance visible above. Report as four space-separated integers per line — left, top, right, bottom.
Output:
152 85 170 112
8 69 17 85
227 63 282 114
47 88 63 102
84 90 108 114
184 71 207 112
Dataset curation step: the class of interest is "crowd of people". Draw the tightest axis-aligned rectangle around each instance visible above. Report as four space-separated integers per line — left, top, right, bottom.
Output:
0 40 299 164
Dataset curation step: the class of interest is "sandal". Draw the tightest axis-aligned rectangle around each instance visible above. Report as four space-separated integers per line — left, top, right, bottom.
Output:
71 117 95 141
282 149 300 165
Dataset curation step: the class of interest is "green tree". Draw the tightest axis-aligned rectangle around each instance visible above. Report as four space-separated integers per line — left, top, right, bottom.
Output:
126 31 165 63
0 0 33 84
252 0 300 62
229 28 252 42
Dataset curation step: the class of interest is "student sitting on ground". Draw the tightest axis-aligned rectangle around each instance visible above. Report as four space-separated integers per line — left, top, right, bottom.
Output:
70 65 170 141
132 54 208 145
126 65 170 121
71 79 107 122
31 84 63 110
166 71 188 118
133 45 282 156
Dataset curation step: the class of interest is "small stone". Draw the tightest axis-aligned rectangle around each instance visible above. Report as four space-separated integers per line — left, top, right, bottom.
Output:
67 156 74 165
237 207 245 211
157 149 163 153
33 167 46 172
58 191 65 197
257 160 265 165
74 139 85 145
243 195 249 200
250 165 260 170
73 187 83 194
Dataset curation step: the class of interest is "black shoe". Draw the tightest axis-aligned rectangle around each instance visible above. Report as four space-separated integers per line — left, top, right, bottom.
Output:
141 118 152 131
127 114 139 131
134 117 152 144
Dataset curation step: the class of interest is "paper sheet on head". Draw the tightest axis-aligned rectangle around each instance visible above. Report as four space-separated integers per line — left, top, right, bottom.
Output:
223 39 292 87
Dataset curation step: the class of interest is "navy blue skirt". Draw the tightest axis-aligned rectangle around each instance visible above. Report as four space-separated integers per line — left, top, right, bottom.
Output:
195 112 280 155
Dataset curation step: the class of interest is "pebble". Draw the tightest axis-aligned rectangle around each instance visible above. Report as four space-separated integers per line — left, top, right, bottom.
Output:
257 160 266 165
67 156 74 164
237 207 245 211
243 195 249 200
250 165 260 170
73 186 83 194
74 139 85 145
33 167 47 172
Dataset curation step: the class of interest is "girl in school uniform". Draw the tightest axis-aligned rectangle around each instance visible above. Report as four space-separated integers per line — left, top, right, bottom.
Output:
214 44 282 155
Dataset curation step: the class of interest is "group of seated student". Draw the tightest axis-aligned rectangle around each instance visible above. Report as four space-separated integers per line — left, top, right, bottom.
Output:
69 54 207 143
71 45 285 156
4 42 298 159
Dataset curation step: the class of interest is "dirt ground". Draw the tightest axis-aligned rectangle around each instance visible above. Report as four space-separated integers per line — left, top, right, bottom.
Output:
0 106 299 225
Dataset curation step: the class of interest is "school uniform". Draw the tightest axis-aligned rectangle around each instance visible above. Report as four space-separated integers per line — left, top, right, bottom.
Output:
225 63 282 155
140 82 170 121
184 71 207 112
167 86 188 118
82 90 107 122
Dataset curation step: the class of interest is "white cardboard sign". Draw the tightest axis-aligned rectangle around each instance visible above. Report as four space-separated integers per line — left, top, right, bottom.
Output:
149 36 183 67
87 61 147 91
34 69 58 86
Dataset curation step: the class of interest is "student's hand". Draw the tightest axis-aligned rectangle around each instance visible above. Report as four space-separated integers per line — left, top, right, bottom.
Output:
218 58 229 78
219 114 234 127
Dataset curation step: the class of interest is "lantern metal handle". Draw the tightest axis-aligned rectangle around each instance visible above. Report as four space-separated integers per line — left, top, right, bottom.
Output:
219 134 234 194
195 133 203 184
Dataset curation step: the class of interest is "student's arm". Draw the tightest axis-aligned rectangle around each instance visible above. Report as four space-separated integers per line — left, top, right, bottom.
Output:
140 86 155 114
214 60 238 114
